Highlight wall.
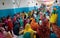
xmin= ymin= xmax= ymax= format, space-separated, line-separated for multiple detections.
xmin=0 ymin=0 xmax=39 ymax=17
xmin=0 ymin=0 xmax=15 ymax=17
xmin=14 ymin=0 xmax=40 ymax=13
xmin=0 ymin=0 xmax=15 ymax=9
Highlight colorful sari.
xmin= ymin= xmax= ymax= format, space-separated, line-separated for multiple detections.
xmin=30 ymin=19 xmax=38 ymax=31
xmin=7 ymin=18 xmax=13 ymax=31
xmin=19 ymin=17 xmax=24 ymax=27
xmin=24 ymin=24 xmax=34 ymax=38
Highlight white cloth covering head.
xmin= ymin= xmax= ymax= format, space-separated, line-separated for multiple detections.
xmin=39 ymin=20 xmax=42 ymax=25
xmin=34 ymin=11 xmax=37 ymax=14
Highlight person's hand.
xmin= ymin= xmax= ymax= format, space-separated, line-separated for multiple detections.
xmin=19 ymin=30 xmax=24 ymax=34
xmin=34 ymin=31 xmax=37 ymax=33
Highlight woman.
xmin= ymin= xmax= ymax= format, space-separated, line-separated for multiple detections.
xmin=30 ymin=18 xmax=38 ymax=31
xmin=46 ymin=10 xmax=50 ymax=16
xmin=13 ymin=17 xmax=20 ymax=36
xmin=23 ymin=15 xmax=27 ymax=28
xmin=39 ymin=12 xmax=43 ymax=20
xmin=19 ymin=23 xmax=36 ymax=38
xmin=0 ymin=27 xmax=12 ymax=38
xmin=19 ymin=16 xmax=24 ymax=27
xmin=13 ymin=15 xmax=17 ymax=22
xmin=7 ymin=16 xmax=13 ymax=36
xmin=52 ymin=24 xmax=60 ymax=38
xmin=37 ymin=19 xmax=50 ymax=38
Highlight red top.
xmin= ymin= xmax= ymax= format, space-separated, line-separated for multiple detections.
xmin=7 ymin=19 xmax=13 ymax=30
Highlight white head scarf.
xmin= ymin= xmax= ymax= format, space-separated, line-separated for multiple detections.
xmin=39 ymin=20 xmax=42 ymax=25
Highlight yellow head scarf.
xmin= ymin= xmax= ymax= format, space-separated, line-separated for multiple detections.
xmin=24 ymin=23 xmax=34 ymax=33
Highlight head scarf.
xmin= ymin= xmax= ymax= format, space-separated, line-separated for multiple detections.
xmin=39 ymin=20 xmax=42 ymax=25
xmin=30 ymin=18 xmax=38 ymax=31
xmin=24 ymin=23 xmax=34 ymax=38
xmin=24 ymin=24 xmax=34 ymax=33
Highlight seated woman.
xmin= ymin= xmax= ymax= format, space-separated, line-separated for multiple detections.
xmin=19 ymin=16 xmax=24 ymax=28
xmin=13 ymin=17 xmax=20 ymax=36
xmin=52 ymin=24 xmax=60 ymax=38
xmin=0 ymin=27 xmax=12 ymax=38
xmin=37 ymin=19 xmax=50 ymax=38
xmin=7 ymin=16 xmax=13 ymax=36
xmin=0 ymin=22 xmax=6 ymax=38
xmin=23 ymin=15 xmax=28 ymax=28
xmin=19 ymin=23 xmax=36 ymax=38
xmin=30 ymin=18 xmax=38 ymax=31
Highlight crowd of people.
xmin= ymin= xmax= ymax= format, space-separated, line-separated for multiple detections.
xmin=0 ymin=7 xmax=60 ymax=38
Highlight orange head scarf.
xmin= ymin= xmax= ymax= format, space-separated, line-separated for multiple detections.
xmin=30 ymin=18 xmax=38 ymax=31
